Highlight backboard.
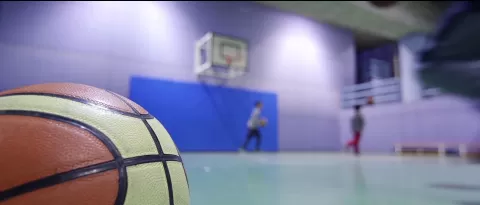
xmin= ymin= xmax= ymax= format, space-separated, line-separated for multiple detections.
xmin=194 ymin=32 xmax=248 ymax=80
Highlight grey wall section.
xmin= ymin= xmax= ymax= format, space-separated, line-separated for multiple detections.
xmin=339 ymin=35 xmax=480 ymax=153
xmin=399 ymin=34 xmax=427 ymax=103
xmin=0 ymin=2 xmax=355 ymax=151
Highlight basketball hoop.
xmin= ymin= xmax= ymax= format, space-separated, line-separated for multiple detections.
xmin=225 ymin=56 xmax=233 ymax=68
xmin=194 ymin=32 xmax=248 ymax=80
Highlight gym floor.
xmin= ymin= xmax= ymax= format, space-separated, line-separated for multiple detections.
xmin=182 ymin=153 xmax=480 ymax=205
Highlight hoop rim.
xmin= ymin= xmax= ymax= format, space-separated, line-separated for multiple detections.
xmin=225 ymin=55 xmax=233 ymax=67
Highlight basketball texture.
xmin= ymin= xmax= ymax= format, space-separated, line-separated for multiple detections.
xmin=0 ymin=83 xmax=189 ymax=205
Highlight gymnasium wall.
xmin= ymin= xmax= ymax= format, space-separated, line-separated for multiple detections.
xmin=340 ymin=34 xmax=480 ymax=153
xmin=0 ymin=2 xmax=355 ymax=151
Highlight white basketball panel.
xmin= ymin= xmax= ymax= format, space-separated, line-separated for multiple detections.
xmin=212 ymin=35 xmax=247 ymax=70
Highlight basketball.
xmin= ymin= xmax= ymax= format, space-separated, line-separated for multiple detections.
xmin=369 ymin=1 xmax=398 ymax=8
xmin=260 ymin=118 xmax=268 ymax=127
xmin=0 ymin=83 xmax=190 ymax=205
xmin=367 ymin=96 xmax=374 ymax=105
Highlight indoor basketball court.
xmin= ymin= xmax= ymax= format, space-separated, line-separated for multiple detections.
xmin=0 ymin=1 xmax=479 ymax=205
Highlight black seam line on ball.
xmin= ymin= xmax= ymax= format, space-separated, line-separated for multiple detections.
xmin=124 ymin=154 xmax=182 ymax=166
xmin=108 ymin=91 xmax=175 ymax=205
xmin=0 ymin=93 xmax=154 ymax=119
xmin=162 ymin=161 xmax=175 ymax=205
xmin=0 ymin=161 xmax=118 ymax=202
xmin=0 ymin=154 xmax=182 ymax=202
xmin=0 ymin=110 xmax=123 ymax=158
xmin=106 ymin=91 xmax=165 ymax=154
xmin=0 ymin=110 xmax=128 ymax=205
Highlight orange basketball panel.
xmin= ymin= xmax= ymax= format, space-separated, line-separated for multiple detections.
xmin=0 ymin=115 xmax=114 ymax=191
xmin=1 ymin=170 xmax=119 ymax=205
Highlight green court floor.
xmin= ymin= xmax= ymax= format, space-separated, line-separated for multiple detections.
xmin=182 ymin=153 xmax=480 ymax=205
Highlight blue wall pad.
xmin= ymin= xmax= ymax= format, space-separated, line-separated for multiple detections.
xmin=130 ymin=76 xmax=278 ymax=152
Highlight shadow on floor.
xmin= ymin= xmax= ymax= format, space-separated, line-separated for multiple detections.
xmin=457 ymin=201 xmax=480 ymax=205
xmin=430 ymin=183 xmax=480 ymax=191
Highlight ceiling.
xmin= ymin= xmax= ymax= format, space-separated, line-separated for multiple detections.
xmin=255 ymin=1 xmax=450 ymax=49
xmin=353 ymin=30 xmax=395 ymax=50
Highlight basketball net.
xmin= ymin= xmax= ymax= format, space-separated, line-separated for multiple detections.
xmin=225 ymin=56 xmax=233 ymax=68
xmin=223 ymin=54 xmax=243 ymax=79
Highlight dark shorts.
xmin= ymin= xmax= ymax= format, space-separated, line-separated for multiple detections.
xmin=246 ymin=128 xmax=261 ymax=138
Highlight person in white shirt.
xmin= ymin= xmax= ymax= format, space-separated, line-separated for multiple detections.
xmin=240 ymin=101 xmax=266 ymax=152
